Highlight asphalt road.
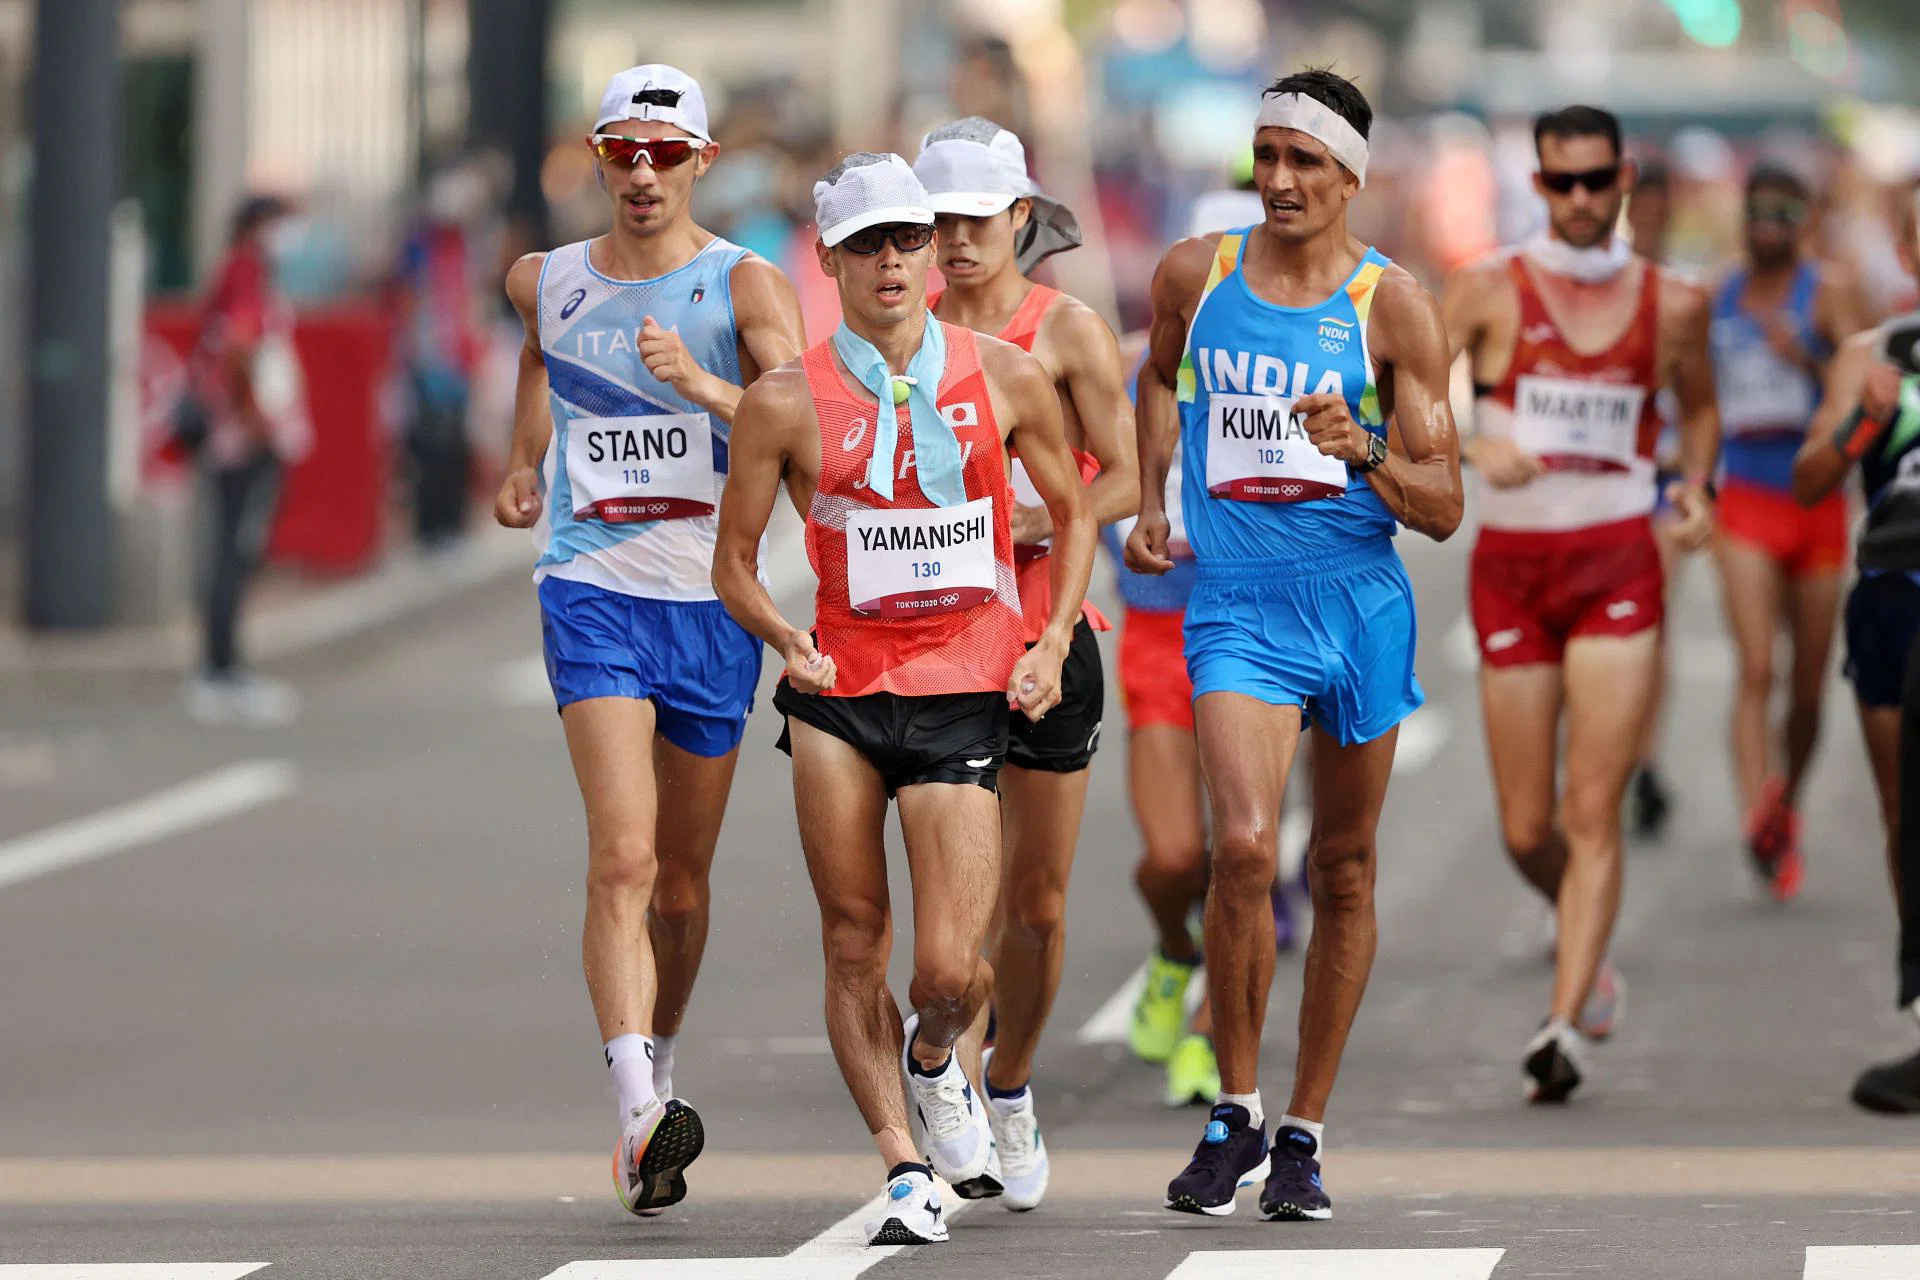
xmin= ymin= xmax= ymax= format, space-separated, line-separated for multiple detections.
xmin=3 ymin=496 xmax=1919 ymax=1279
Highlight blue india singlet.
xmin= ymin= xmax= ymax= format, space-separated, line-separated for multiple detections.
xmin=1177 ymin=230 xmax=1396 ymax=569
xmin=534 ymin=236 xmax=751 ymax=601
xmin=1711 ymin=262 xmax=1825 ymax=493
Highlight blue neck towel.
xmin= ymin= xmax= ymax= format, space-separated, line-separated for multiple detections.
xmin=831 ymin=313 xmax=966 ymax=507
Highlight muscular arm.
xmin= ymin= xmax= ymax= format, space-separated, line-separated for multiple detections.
xmin=1366 ymin=270 xmax=1465 ymax=541
xmin=1439 ymin=259 xmax=1503 ymax=463
xmin=494 ymin=253 xmax=550 ymax=527
xmin=1128 ymin=238 xmax=1213 ymax=571
xmin=1793 ymin=331 xmax=1879 ymax=506
xmin=711 ymin=368 xmax=812 ymax=653
xmin=1818 ymin=265 xmax=1870 ymax=356
xmin=1048 ymin=302 xmax=1138 ymax=527
xmin=1664 ymin=278 xmax=1721 ymax=489
xmin=990 ymin=340 xmax=1094 ymax=651
xmin=643 ymin=255 xmax=807 ymax=425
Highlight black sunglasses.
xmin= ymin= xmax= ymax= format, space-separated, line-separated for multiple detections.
xmin=1540 ymin=166 xmax=1622 ymax=195
xmin=839 ymin=222 xmax=935 ymax=256
xmin=1746 ymin=197 xmax=1808 ymax=226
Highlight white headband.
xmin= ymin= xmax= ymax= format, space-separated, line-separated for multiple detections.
xmin=1254 ymin=93 xmax=1369 ymax=188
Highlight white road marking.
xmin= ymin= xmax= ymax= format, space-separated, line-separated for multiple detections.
xmin=0 ymin=1269 xmax=269 ymax=1279
xmin=543 ymin=1181 xmax=972 ymax=1279
xmin=1805 ymin=1246 xmax=1920 ymax=1278
xmin=1166 ymin=1249 xmax=1504 ymax=1279
xmin=0 ymin=761 xmax=299 ymax=893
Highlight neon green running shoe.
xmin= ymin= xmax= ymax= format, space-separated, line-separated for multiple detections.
xmin=1130 ymin=951 xmax=1195 ymax=1063
xmin=1164 ymin=1034 xmax=1220 ymax=1108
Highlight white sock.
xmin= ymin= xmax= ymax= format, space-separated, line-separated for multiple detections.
xmin=1217 ymin=1089 xmax=1263 ymax=1129
xmin=605 ymin=1034 xmax=657 ymax=1121
xmin=651 ymin=1033 xmax=677 ymax=1099
xmin=1279 ymin=1113 xmax=1325 ymax=1157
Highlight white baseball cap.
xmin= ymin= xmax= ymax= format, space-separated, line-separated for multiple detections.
xmin=594 ymin=64 xmax=712 ymax=142
xmin=812 ymin=153 xmax=935 ymax=247
xmin=913 ymin=118 xmax=1083 ymax=272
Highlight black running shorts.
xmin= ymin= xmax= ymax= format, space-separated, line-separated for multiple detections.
xmin=774 ymin=682 xmax=1010 ymax=796
xmin=1006 ymin=616 xmax=1105 ymax=773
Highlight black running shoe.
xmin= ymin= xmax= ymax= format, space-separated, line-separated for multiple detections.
xmin=1630 ymin=764 xmax=1672 ymax=841
xmin=1165 ymin=1103 xmax=1269 ymax=1216
xmin=1260 ymin=1124 xmax=1332 ymax=1220
xmin=1523 ymin=1020 xmax=1583 ymax=1104
xmin=1852 ymin=1048 xmax=1920 ymax=1114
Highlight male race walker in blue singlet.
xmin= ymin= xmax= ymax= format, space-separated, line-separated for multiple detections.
xmin=1128 ymin=68 xmax=1463 ymax=1222
xmin=492 ymin=64 xmax=805 ymax=1217
xmin=1710 ymin=162 xmax=1865 ymax=899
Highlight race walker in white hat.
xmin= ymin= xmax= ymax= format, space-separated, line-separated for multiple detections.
xmin=712 ymin=151 xmax=1097 ymax=1247
xmin=491 ymin=62 xmax=806 ymax=1219
xmin=912 ymin=118 xmax=1138 ymax=1212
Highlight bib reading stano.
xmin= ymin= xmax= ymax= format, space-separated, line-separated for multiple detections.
xmin=567 ymin=412 xmax=716 ymax=522
xmin=845 ymin=496 xmax=997 ymax=617
xmin=1206 ymin=392 xmax=1349 ymax=503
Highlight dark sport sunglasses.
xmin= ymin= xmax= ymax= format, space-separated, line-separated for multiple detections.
xmin=587 ymin=134 xmax=707 ymax=169
xmin=839 ymin=222 xmax=936 ymax=255
xmin=1540 ymin=165 xmax=1622 ymax=195
xmin=1746 ymin=196 xmax=1808 ymax=226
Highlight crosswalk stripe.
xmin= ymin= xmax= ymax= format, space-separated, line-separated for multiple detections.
xmin=0 ymin=1268 xmax=269 ymax=1278
xmin=1805 ymin=1246 xmax=1920 ymax=1278
xmin=1166 ymin=1249 xmax=1504 ymax=1279
xmin=541 ymin=1181 xmax=973 ymax=1278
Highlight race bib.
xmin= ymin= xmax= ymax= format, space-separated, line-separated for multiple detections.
xmin=1205 ymin=393 xmax=1348 ymax=502
xmin=845 ymin=495 xmax=997 ymax=616
xmin=1512 ymin=376 xmax=1646 ymax=472
xmin=566 ymin=413 xmax=716 ymax=522
xmin=1718 ymin=343 xmax=1815 ymax=437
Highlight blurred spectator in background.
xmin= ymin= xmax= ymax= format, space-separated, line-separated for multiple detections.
xmin=394 ymin=163 xmax=489 ymax=548
xmin=1627 ymin=160 xmax=1673 ymax=265
xmin=184 ymin=194 xmax=311 ymax=727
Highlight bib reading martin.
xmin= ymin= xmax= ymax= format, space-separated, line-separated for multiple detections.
xmin=1512 ymin=376 xmax=1644 ymax=473
xmin=1206 ymin=392 xmax=1349 ymax=502
xmin=845 ymin=496 xmax=998 ymax=616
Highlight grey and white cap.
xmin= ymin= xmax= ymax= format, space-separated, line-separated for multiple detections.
xmin=812 ymin=152 xmax=935 ymax=247
xmin=594 ymin=64 xmax=712 ymax=142
xmin=913 ymin=118 xmax=1083 ymax=272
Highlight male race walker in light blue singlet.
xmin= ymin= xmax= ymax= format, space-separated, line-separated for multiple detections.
xmin=493 ymin=63 xmax=805 ymax=1218
xmin=1128 ymin=68 xmax=1463 ymax=1223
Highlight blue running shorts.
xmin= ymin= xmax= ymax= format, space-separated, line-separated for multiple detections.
xmin=1184 ymin=540 xmax=1423 ymax=747
xmin=537 ymin=576 xmax=762 ymax=757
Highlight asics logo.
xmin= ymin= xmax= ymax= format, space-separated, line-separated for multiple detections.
xmin=1205 ymin=1120 xmax=1229 ymax=1144
xmin=966 ymin=756 xmax=995 ymax=769
xmin=1087 ymin=722 xmax=1102 ymax=752
xmin=1523 ymin=322 xmax=1558 ymax=345
xmin=1605 ymin=599 xmax=1638 ymax=620
xmin=890 ymin=1182 xmax=914 ymax=1201
xmin=1485 ymin=627 xmax=1523 ymax=653
xmin=843 ymin=419 xmax=869 ymax=452
xmin=560 ymin=288 xmax=587 ymax=319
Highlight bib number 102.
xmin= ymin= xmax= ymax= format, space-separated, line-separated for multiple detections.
xmin=1259 ymin=448 xmax=1285 ymax=465
xmin=911 ymin=561 xmax=942 ymax=580
xmin=621 ymin=468 xmax=652 ymax=485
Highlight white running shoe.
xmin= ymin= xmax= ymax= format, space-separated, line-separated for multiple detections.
xmin=613 ymin=1097 xmax=705 ymax=1216
xmin=985 ymin=1084 xmax=1049 ymax=1211
xmin=864 ymin=1167 xmax=948 ymax=1245
xmin=900 ymin=1013 xmax=992 ymax=1184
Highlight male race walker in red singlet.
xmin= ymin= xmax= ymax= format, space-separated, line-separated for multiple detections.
xmin=492 ymin=65 xmax=806 ymax=1216
xmin=1444 ymin=105 xmax=1718 ymax=1102
xmin=912 ymin=118 xmax=1138 ymax=1210
xmin=713 ymin=153 xmax=1094 ymax=1246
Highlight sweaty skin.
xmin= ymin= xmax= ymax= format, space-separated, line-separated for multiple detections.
xmin=1126 ymin=119 xmax=1462 ymax=1123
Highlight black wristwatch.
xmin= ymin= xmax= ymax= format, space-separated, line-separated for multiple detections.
xmin=1352 ymin=433 xmax=1389 ymax=474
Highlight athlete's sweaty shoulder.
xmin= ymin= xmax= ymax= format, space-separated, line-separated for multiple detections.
xmin=1655 ymin=265 xmax=1712 ymax=348
xmin=1032 ymin=290 xmax=1117 ymax=376
xmin=733 ymin=360 xmax=814 ymax=456
xmin=727 ymin=252 xmax=802 ymax=315
xmin=1441 ymin=250 xmax=1515 ymax=320
xmin=1367 ymin=263 xmax=1447 ymax=364
xmin=977 ymin=331 xmax=1056 ymax=441
xmin=1151 ymin=234 xmax=1223 ymax=318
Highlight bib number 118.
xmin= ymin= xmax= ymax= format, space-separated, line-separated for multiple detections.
xmin=621 ymin=468 xmax=652 ymax=485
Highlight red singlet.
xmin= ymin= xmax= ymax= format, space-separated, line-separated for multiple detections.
xmin=802 ymin=323 xmax=1025 ymax=698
